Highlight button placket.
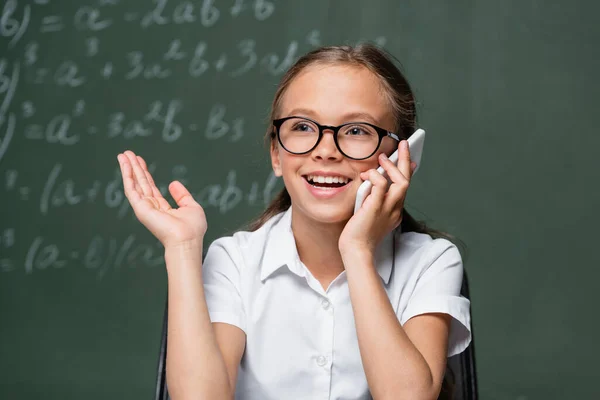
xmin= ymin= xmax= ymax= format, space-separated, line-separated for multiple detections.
xmin=315 ymin=294 xmax=334 ymax=374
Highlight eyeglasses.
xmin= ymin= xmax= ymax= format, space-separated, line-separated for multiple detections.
xmin=272 ymin=116 xmax=403 ymax=160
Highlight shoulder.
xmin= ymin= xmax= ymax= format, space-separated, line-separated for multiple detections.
xmin=397 ymin=231 xmax=461 ymax=263
xmin=394 ymin=232 xmax=471 ymax=357
xmin=392 ymin=231 xmax=463 ymax=282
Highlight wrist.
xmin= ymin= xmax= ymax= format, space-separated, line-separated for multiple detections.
xmin=340 ymin=245 xmax=374 ymax=266
xmin=164 ymin=239 xmax=203 ymax=262
xmin=339 ymin=240 xmax=374 ymax=257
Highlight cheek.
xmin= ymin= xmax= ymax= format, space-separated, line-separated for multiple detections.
xmin=351 ymin=157 xmax=382 ymax=176
xmin=277 ymin=151 xmax=303 ymax=176
xmin=379 ymin=140 xmax=398 ymax=157
xmin=355 ymin=140 xmax=397 ymax=173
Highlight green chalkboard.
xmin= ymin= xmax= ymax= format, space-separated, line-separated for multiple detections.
xmin=1 ymin=1 xmax=599 ymax=399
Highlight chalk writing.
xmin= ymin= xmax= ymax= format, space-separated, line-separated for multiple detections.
xmin=0 ymin=113 xmax=15 ymax=164
xmin=1 ymin=0 xmax=31 ymax=47
xmin=40 ymin=15 xmax=63 ymax=33
xmin=0 ymin=227 xmax=16 ymax=272
xmin=17 ymin=100 xmax=251 ymax=145
xmin=19 ymin=32 xmax=333 ymax=85
xmin=0 ymin=233 xmax=164 ymax=280
xmin=0 ymin=59 xmax=20 ymax=118
xmin=73 ymin=7 xmax=112 ymax=32
xmin=205 ymin=104 xmax=244 ymax=142
xmin=23 ymin=41 xmax=38 ymax=65
xmin=24 ymin=114 xmax=79 ymax=145
xmin=0 ymin=0 xmax=388 ymax=285
xmin=0 ymin=162 xmax=280 ymax=218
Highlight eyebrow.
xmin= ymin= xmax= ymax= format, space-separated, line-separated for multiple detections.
xmin=286 ymin=108 xmax=380 ymax=125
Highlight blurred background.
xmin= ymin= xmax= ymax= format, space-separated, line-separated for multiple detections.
xmin=1 ymin=1 xmax=598 ymax=399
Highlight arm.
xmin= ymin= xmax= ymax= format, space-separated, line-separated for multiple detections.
xmin=339 ymin=142 xmax=459 ymax=399
xmin=344 ymin=251 xmax=450 ymax=400
xmin=117 ymin=151 xmax=245 ymax=399
xmin=165 ymin=244 xmax=245 ymax=400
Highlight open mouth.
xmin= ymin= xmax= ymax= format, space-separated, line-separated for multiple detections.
xmin=303 ymin=175 xmax=352 ymax=189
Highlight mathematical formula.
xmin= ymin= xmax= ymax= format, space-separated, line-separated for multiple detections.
xmin=0 ymin=0 xmax=386 ymax=281
xmin=0 ymin=228 xmax=165 ymax=280
xmin=3 ymin=164 xmax=280 ymax=217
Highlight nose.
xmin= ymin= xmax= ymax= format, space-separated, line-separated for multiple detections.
xmin=311 ymin=129 xmax=342 ymax=161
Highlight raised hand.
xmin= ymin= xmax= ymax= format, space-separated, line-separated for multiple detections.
xmin=117 ymin=150 xmax=207 ymax=249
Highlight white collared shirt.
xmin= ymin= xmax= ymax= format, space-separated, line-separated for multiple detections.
xmin=202 ymin=207 xmax=471 ymax=400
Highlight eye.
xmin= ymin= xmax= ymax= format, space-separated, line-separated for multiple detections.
xmin=295 ymin=123 xmax=311 ymax=131
xmin=291 ymin=120 xmax=317 ymax=132
xmin=349 ymin=127 xmax=366 ymax=135
xmin=343 ymin=124 xmax=375 ymax=136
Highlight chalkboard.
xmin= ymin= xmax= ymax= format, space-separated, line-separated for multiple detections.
xmin=1 ymin=1 xmax=599 ymax=399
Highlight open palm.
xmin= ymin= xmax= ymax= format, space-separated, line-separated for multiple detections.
xmin=117 ymin=150 xmax=207 ymax=248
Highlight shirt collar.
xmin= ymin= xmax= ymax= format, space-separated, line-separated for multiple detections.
xmin=260 ymin=208 xmax=304 ymax=281
xmin=260 ymin=207 xmax=396 ymax=284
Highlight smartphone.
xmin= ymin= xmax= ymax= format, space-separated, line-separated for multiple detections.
xmin=353 ymin=128 xmax=426 ymax=214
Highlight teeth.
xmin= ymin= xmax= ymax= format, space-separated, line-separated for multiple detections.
xmin=306 ymin=175 xmax=349 ymax=184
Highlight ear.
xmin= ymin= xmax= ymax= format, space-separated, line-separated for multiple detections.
xmin=270 ymin=140 xmax=283 ymax=177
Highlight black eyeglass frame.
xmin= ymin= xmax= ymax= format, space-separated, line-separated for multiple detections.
xmin=272 ymin=116 xmax=403 ymax=160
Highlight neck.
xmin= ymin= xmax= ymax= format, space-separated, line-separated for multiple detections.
xmin=290 ymin=206 xmax=347 ymax=287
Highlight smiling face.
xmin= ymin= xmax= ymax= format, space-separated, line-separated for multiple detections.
xmin=270 ymin=63 xmax=398 ymax=226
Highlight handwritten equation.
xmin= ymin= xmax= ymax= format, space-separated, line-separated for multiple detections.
xmin=0 ymin=228 xmax=165 ymax=280
xmin=0 ymin=0 xmax=386 ymax=280
xmin=0 ymin=167 xmax=279 ymax=279
xmin=11 ymin=99 xmax=244 ymax=147
xmin=3 ymin=165 xmax=279 ymax=217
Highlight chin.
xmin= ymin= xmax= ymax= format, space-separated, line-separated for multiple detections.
xmin=298 ymin=203 xmax=353 ymax=225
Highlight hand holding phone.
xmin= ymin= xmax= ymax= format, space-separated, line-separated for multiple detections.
xmin=353 ymin=128 xmax=426 ymax=214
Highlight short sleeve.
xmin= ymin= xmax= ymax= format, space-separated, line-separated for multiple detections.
xmin=202 ymin=238 xmax=246 ymax=332
xmin=399 ymin=241 xmax=472 ymax=357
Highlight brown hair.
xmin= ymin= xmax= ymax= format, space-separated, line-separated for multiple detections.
xmin=247 ymin=44 xmax=464 ymax=249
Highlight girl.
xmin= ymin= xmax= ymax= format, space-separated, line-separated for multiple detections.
xmin=117 ymin=44 xmax=471 ymax=400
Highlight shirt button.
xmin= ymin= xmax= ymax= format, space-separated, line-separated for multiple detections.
xmin=321 ymin=299 xmax=330 ymax=310
xmin=316 ymin=355 xmax=327 ymax=366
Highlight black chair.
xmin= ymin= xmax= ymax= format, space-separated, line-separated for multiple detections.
xmin=443 ymin=270 xmax=479 ymax=400
xmin=155 ymin=297 xmax=169 ymax=400
xmin=154 ymin=271 xmax=478 ymax=400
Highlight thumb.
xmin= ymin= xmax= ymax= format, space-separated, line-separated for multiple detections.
xmin=168 ymin=181 xmax=197 ymax=207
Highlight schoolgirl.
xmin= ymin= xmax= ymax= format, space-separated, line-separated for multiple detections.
xmin=117 ymin=44 xmax=471 ymax=400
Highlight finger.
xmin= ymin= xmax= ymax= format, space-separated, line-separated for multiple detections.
xmin=136 ymin=155 xmax=162 ymax=196
xmin=362 ymin=169 xmax=388 ymax=208
xmin=378 ymin=151 xmax=409 ymax=186
xmin=398 ymin=140 xmax=412 ymax=181
xmin=398 ymin=140 xmax=412 ymax=180
xmin=392 ymin=208 xmax=404 ymax=229
xmin=168 ymin=181 xmax=198 ymax=208
xmin=377 ymin=152 xmax=411 ymax=213
xmin=118 ymin=153 xmax=154 ymax=213
xmin=118 ymin=153 xmax=142 ymax=203
xmin=137 ymin=156 xmax=171 ymax=210
xmin=150 ymin=184 xmax=172 ymax=210
xmin=123 ymin=150 xmax=153 ymax=197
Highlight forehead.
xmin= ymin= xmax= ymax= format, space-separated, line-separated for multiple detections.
xmin=279 ymin=64 xmax=393 ymax=126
